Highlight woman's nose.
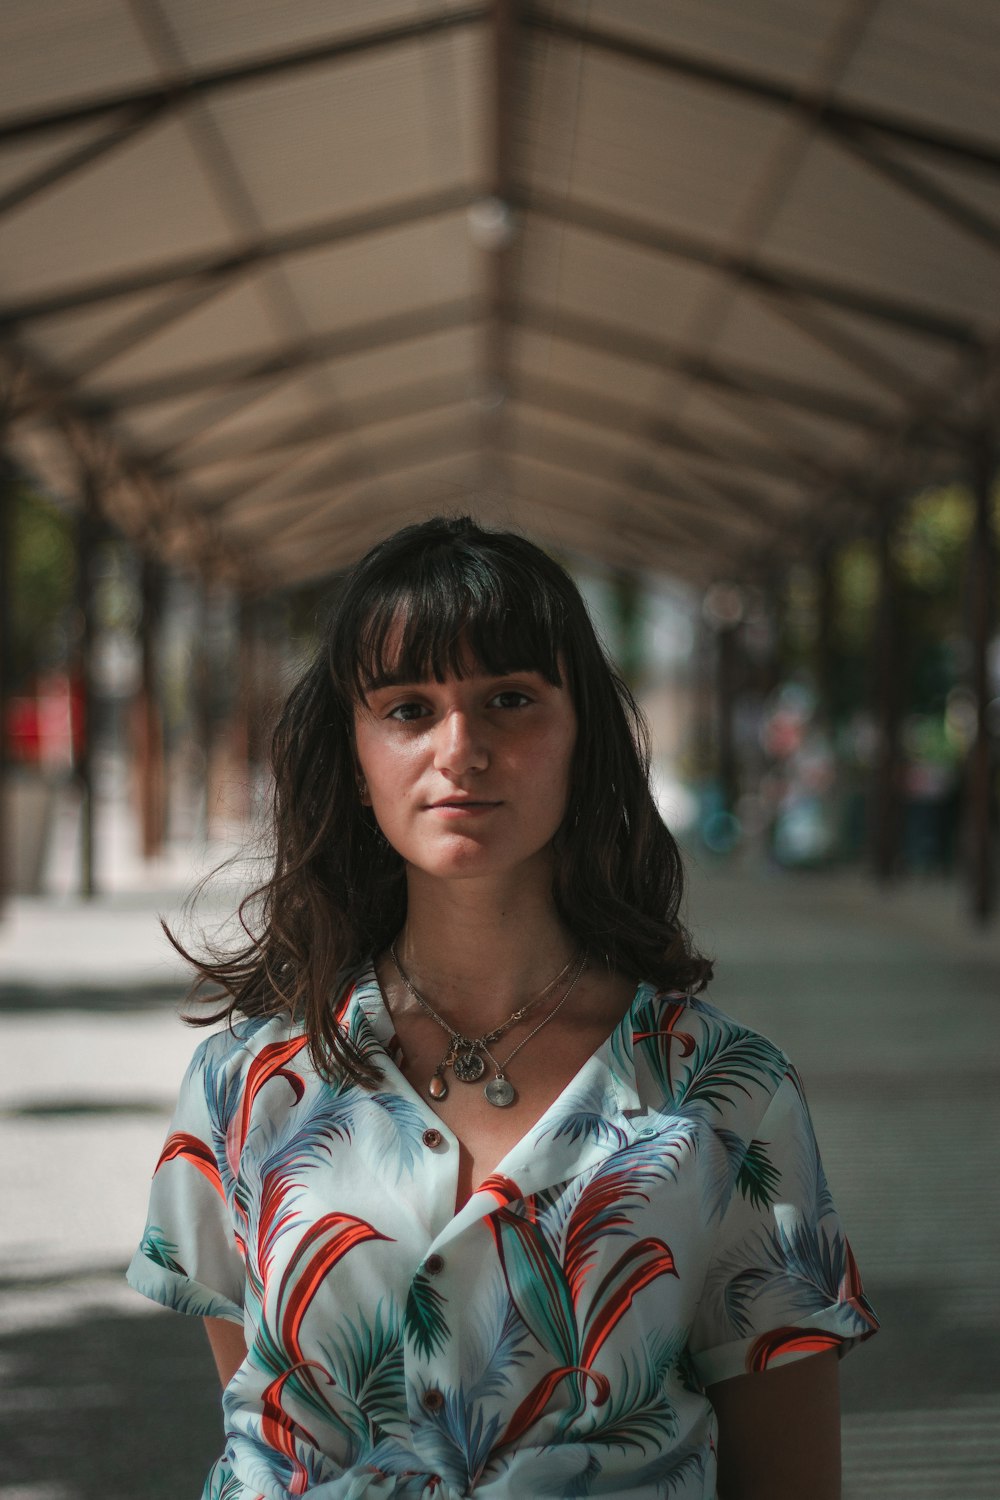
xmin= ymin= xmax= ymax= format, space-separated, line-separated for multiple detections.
xmin=433 ymin=709 xmax=488 ymax=775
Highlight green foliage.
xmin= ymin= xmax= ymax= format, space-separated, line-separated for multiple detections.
xmin=896 ymin=484 xmax=972 ymax=595
xmin=10 ymin=480 xmax=74 ymax=684
xmin=834 ymin=540 xmax=878 ymax=651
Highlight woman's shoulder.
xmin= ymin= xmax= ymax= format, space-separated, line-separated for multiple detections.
xmin=634 ymin=981 xmax=783 ymax=1045
xmin=630 ymin=982 xmax=791 ymax=1094
xmin=184 ymin=1008 xmax=304 ymax=1076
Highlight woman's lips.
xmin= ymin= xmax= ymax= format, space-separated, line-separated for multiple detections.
xmin=426 ymin=799 xmax=501 ymax=816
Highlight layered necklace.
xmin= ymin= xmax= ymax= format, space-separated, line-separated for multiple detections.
xmin=388 ymin=941 xmax=587 ymax=1108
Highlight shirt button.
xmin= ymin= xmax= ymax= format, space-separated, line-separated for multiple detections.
xmin=422 ymin=1387 xmax=445 ymax=1412
xmin=422 ymin=1128 xmax=443 ymax=1148
xmin=424 ymin=1253 xmax=444 ymax=1276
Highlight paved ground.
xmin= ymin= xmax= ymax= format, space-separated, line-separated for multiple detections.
xmin=0 ymin=819 xmax=997 ymax=1498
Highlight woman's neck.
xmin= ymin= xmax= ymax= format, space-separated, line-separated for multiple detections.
xmin=392 ymin=867 xmax=578 ymax=1031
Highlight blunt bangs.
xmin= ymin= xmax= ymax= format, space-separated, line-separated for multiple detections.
xmin=339 ymin=534 xmax=570 ymax=699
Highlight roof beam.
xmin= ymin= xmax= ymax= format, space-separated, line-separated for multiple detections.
xmin=164 ymin=374 xmax=473 ymax=472
xmin=510 ymin=424 xmax=793 ymax=554
xmin=0 ymin=184 xmax=480 ymax=328
xmin=526 ymin=9 xmax=1000 ymax=178
xmin=509 ymin=451 xmax=757 ymax=569
xmin=525 ymin=191 xmax=981 ymax=347
xmin=0 ymin=5 xmax=489 ymax=144
xmin=513 ymin=371 xmax=821 ymax=484
xmin=14 ymin=299 xmax=484 ymax=418
xmin=515 ymin=300 xmax=920 ymax=437
xmin=828 ymin=119 xmax=1000 ymax=259
xmin=0 ymin=103 xmax=169 ymax=220
xmin=201 ymin=407 xmax=476 ymax=517
xmin=224 ymin=444 xmax=480 ymax=551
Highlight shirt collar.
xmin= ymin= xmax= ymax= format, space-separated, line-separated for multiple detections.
xmin=349 ymin=967 xmax=658 ymax=1237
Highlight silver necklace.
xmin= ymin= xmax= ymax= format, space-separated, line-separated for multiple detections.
xmin=388 ymin=943 xmax=585 ymax=1107
xmin=477 ymin=958 xmax=587 ymax=1106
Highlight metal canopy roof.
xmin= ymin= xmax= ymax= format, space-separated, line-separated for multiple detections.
xmin=1 ymin=0 xmax=998 ymax=588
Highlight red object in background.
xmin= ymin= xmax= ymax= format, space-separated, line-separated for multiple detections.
xmin=5 ymin=673 xmax=77 ymax=769
xmin=7 ymin=694 xmax=41 ymax=762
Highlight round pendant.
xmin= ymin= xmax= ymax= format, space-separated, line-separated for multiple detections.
xmin=485 ymin=1076 xmax=516 ymax=1108
xmin=428 ymin=1074 xmax=448 ymax=1100
xmin=453 ymin=1050 xmax=485 ymax=1083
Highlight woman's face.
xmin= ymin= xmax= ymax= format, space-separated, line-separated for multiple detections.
xmin=353 ymin=659 xmax=577 ymax=889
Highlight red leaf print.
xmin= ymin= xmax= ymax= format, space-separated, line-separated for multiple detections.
xmin=634 ymin=998 xmax=696 ymax=1093
xmin=234 ymin=1035 xmax=310 ymax=1160
xmin=580 ymin=1238 xmax=678 ymax=1367
xmin=477 ymin=1174 xmax=523 ymax=1209
xmin=564 ymin=1171 xmax=643 ymax=1305
xmin=279 ymin=1214 xmax=392 ymax=1360
xmin=634 ymin=999 xmax=696 ymax=1057
xmin=746 ymin=1327 xmax=844 ymax=1373
xmin=156 ymin=1132 xmax=224 ymax=1198
xmin=499 ymin=1364 xmax=610 ymax=1448
xmin=260 ymin=1362 xmax=325 ymax=1495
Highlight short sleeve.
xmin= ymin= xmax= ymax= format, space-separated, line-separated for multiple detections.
xmin=126 ymin=1033 xmax=246 ymax=1325
xmin=688 ymin=1067 xmax=878 ymax=1387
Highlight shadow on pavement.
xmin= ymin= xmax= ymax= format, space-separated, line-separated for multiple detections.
xmin=0 ymin=983 xmax=184 ymax=1015
xmin=0 ymin=1299 xmax=223 ymax=1499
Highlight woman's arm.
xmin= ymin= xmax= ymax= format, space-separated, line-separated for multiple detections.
xmin=204 ymin=1316 xmax=249 ymax=1387
xmin=708 ymin=1348 xmax=841 ymax=1500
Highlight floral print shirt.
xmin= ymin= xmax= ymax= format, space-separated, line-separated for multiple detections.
xmin=127 ymin=970 xmax=877 ymax=1499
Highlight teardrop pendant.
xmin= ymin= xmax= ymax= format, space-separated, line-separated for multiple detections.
xmin=428 ymin=1073 xmax=448 ymax=1100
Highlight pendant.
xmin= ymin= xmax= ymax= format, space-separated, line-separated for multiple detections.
xmin=428 ymin=1073 xmax=448 ymax=1100
xmin=453 ymin=1049 xmax=486 ymax=1083
xmin=485 ymin=1076 xmax=516 ymax=1108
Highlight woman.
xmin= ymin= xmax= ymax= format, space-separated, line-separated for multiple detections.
xmin=129 ymin=516 xmax=877 ymax=1499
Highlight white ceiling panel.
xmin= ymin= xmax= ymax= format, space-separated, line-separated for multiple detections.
xmin=203 ymin=28 xmax=483 ymax=233
xmin=0 ymin=118 xmax=235 ymax=301
xmin=2 ymin=0 xmax=998 ymax=585
xmin=0 ymin=0 xmax=158 ymax=116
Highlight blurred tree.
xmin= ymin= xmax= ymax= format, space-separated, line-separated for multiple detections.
xmin=11 ymin=480 xmax=74 ymax=689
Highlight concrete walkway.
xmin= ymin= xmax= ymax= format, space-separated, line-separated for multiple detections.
xmin=0 ymin=833 xmax=997 ymax=1498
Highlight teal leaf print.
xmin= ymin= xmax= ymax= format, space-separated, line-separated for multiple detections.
xmin=673 ymin=1022 xmax=785 ymax=1116
xmin=488 ymin=1208 xmax=579 ymax=1366
xmin=569 ymin=1332 xmax=681 ymax=1454
xmin=467 ymin=1284 xmax=532 ymax=1404
xmin=140 ymin=1225 xmax=186 ymax=1276
xmin=418 ymin=1382 xmax=504 ymax=1492
xmin=404 ymin=1269 xmax=450 ymax=1359
xmin=617 ymin=1438 xmax=708 ymax=1495
xmin=204 ymin=1458 xmax=244 ymax=1500
xmin=736 ymin=1138 xmax=782 ymax=1210
xmin=320 ymin=1300 xmax=408 ymax=1462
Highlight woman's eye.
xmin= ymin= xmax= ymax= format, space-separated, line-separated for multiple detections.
xmin=490 ymin=690 xmax=531 ymax=709
xmin=387 ymin=702 xmax=429 ymax=722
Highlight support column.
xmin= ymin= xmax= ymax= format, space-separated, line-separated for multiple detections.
xmin=871 ymin=505 xmax=904 ymax=882
xmin=232 ymin=593 xmax=259 ymax=822
xmin=716 ymin=620 xmax=740 ymax=819
xmin=193 ymin=579 xmax=215 ymax=841
xmin=968 ymin=426 xmax=997 ymax=923
xmin=73 ymin=471 xmax=101 ymax=897
xmin=0 ymin=457 xmax=15 ymax=912
xmin=814 ymin=543 xmax=837 ymax=729
xmin=137 ymin=551 xmax=166 ymax=859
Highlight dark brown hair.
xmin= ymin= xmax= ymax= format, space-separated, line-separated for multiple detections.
xmin=178 ymin=515 xmax=712 ymax=1082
